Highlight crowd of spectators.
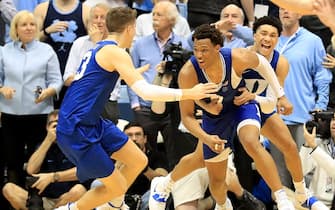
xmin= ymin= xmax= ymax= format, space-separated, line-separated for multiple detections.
xmin=1 ymin=0 xmax=335 ymax=209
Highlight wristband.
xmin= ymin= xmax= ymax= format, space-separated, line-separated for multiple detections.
xmin=53 ymin=172 xmax=60 ymax=182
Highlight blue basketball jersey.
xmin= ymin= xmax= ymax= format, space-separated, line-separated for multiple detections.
xmin=58 ymin=41 xmax=120 ymax=133
xmin=242 ymin=50 xmax=280 ymax=124
xmin=190 ymin=48 xmax=245 ymax=158
xmin=242 ymin=50 xmax=280 ymax=97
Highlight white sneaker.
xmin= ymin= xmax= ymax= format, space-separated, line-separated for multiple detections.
xmin=277 ymin=199 xmax=295 ymax=210
xmin=148 ymin=176 xmax=172 ymax=210
xmin=214 ymin=197 xmax=233 ymax=210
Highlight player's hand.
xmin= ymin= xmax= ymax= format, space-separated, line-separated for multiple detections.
xmin=196 ymin=95 xmax=223 ymax=115
xmin=234 ymin=87 xmax=255 ymax=106
xmin=202 ymin=134 xmax=227 ymax=154
xmin=313 ymin=0 xmax=335 ymax=31
xmin=186 ymin=82 xmax=219 ymax=100
xmin=277 ymin=95 xmax=293 ymax=115
xmin=0 ymin=86 xmax=15 ymax=99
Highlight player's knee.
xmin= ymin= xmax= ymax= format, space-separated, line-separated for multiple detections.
xmin=283 ymin=139 xmax=298 ymax=155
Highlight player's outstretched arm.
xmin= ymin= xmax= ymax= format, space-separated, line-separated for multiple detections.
xmin=97 ymin=45 xmax=219 ymax=102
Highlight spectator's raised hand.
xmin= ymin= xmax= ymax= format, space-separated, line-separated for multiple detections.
xmin=212 ymin=19 xmax=235 ymax=35
xmin=0 ymin=86 xmax=15 ymax=99
xmin=88 ymin=23 xmax=103 ymax=43
xmin=45 ymin=21 xmax=69 ymax=34
xmin=323 ymin=53 xmax=335 ymax=69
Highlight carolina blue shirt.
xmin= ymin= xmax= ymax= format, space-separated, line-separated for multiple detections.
xmin=0 ymin=40 xmax=63 ymax=115
xmin=276 ymin=27 xmax=332 ymax=124
xmin=128 ymin=32 xmax=190 ymax=108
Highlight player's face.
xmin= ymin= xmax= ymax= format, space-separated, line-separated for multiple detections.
xmin=16 ymin=15 xmax=37 ymax=44
xmin=124 ymin=126 xmax=147 ymax=151
xmin=193 ymin=38 xmax=221 ymax=69
xmin=254 ymin=24 xmax=279 ymax=57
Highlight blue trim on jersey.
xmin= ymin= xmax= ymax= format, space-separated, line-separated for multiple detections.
xmin=191 ymin=48 xmax=245 ymax=159
xmin=57 ymin=40 xmax=129 ymax=182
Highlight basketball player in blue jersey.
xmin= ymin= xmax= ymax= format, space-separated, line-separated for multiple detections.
xmin=234 ymin=16 xmax=328 ymax=209
xmin=149 ymin=24 xmax=295 ymax=210
xmin=54 ymin=7 xmax=219 ymax=210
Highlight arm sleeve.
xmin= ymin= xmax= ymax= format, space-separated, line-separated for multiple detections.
xmin=130 ymin=80 xmax=182 ymax=102
xmin=255 ymin=86 xmax=277 ymax=114
xmin=255 ymin=53 xmax=285 ymax=98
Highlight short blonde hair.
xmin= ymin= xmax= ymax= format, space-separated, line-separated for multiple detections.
xmin=10 ymin=10 xmax=39 ymax=41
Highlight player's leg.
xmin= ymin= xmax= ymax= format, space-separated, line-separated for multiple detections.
xmin=149 ymin=141 xmax=205 ymax=209
xmin=262 ymin=114 xmax=328 ymax=209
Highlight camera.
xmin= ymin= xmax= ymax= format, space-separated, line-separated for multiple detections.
xmin=162 ymin=42 xmax=192 ymax=76
xmin=26 ymin=176 xmax=43 ymax=210
xmin=305 ymin=110 xmax=334 ymax=138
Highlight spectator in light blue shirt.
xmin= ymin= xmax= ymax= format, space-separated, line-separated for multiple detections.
xmin=0 ymin=11 xmax=62 ymax=187
xmin=187 ymin=3 xmax=253 ymax=49
xmin=272 ymin=7 xmax=332 ymax=189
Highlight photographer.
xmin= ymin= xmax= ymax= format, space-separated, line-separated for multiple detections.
xmin=2 ymin=110 xmax=88 ymax=210
xmin=129 ymin=0 xmax=191 ymax=168
xmin=300 ymin=111 xmax=335 ymax=208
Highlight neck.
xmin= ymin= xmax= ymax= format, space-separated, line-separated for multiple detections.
xmin=106 ymin=34 xmax=125 ymax=47
xmin=282 ymin=24 xmax=299 ymax=37
xmin=55 ymin=0 xmax=76 ymax=8
xmin=157 ymin=30 xmax=172 ymax=43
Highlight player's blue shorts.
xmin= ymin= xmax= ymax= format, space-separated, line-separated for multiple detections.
xmin=236 ymin=101 xmax=261 ymax=133
xmin=202 ymin=102 xmax=261 ymax=160
xmin=56 ymin=119 xmax=128 ymax=182
xmin=260 ymin=110 xmax=276 ymax=126
xmin=201 ymin=107 xmax=237 ymax=160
